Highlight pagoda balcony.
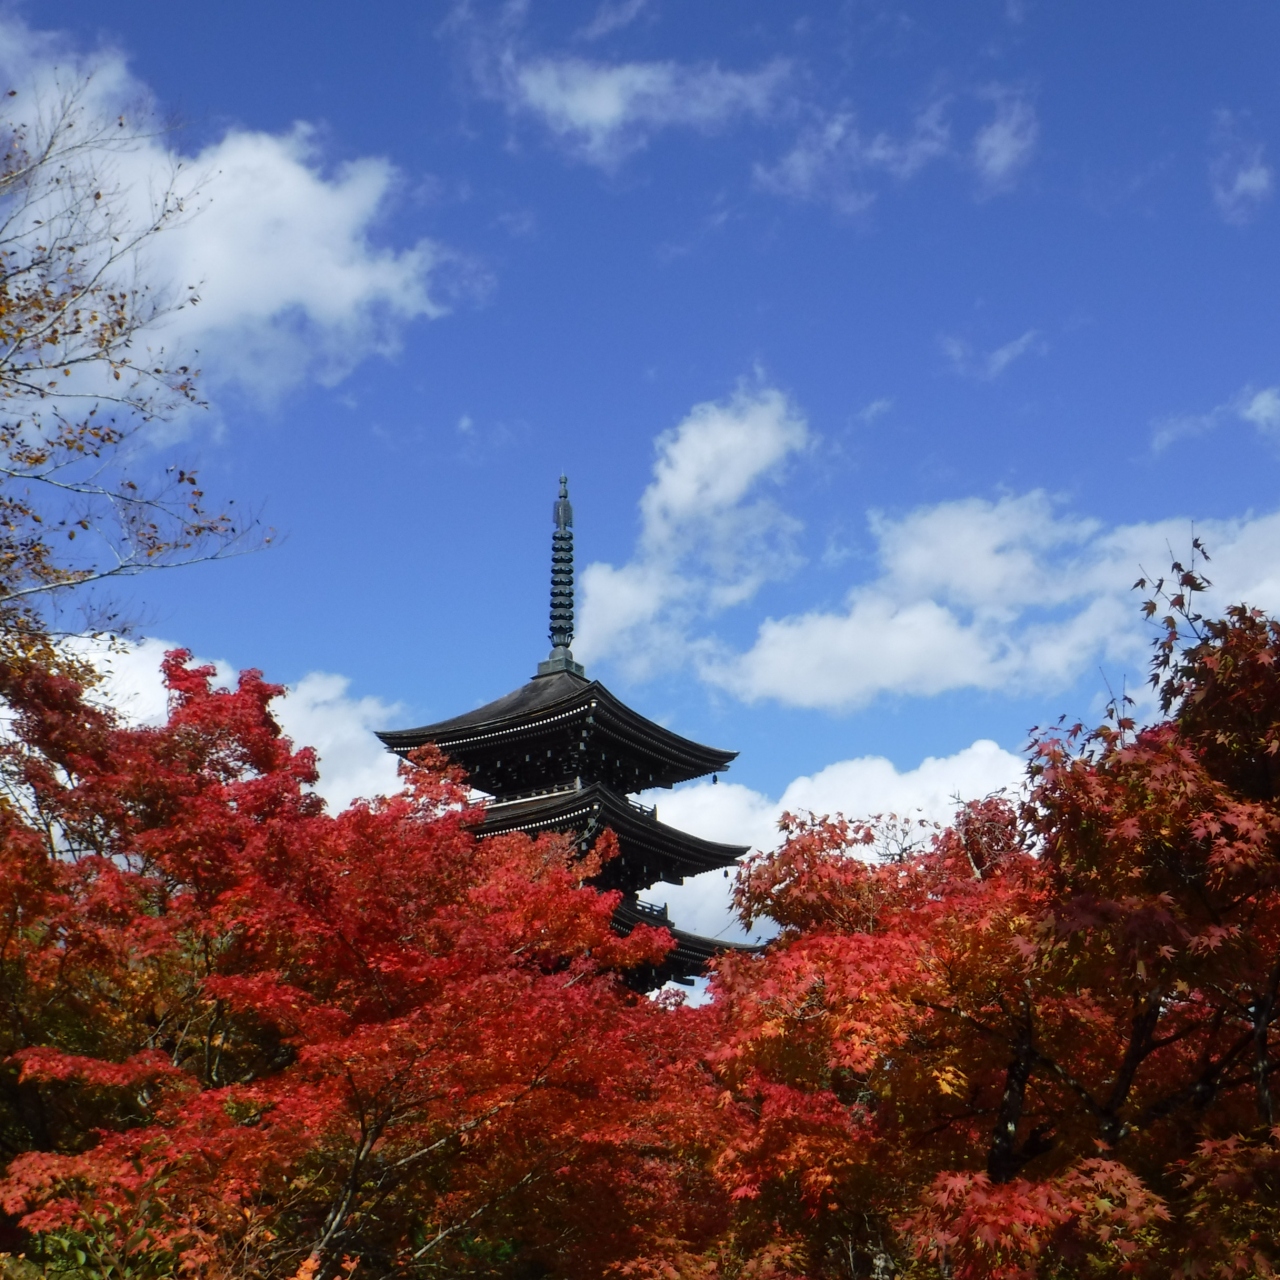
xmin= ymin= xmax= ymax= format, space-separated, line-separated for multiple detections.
xmin=478 ymin=781 xmax=748 ymax=893
xmin=611 ymin=895 xmax=759 ymax=988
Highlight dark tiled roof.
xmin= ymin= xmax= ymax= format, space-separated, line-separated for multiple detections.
xmin=378 ymin=670 xmax=736 ymax=790
xmin=480 ymin=783 xmax=748 ymax=883
xmin=386 ymin=669 xmax=592 ymax=739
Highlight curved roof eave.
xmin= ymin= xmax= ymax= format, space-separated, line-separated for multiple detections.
xmin=480 ymin=783 xmax=749 ymax=872
xmin=376 ymin=672 xmax=737 ymax=778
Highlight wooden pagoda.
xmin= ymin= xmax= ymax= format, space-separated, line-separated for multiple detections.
xmin=378 ymin=477 xmax=750 ymax=988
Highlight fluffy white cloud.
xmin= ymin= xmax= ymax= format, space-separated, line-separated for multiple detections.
xmin=709 ymin=494 xmax=1280 ymax=710
xmin=272 ymin=673 xmax=405 ymax=809
xmin=1210 ymin=110 xmax=1273 ymax=225
xmin=83 ymin=637 xmax=402 ymax=810
xmin=0 ymin=18 xmax=453 ymax=401
xmin=152 ymin=130 xmax=451 ymax=397
xmin=973 ymin=90 xmax=1038 ymax=191
xmin=753 ymin=102 xmax=950 ymax=213
xmin=639 ymin=738 xmax=1025 ymax=941
xmin=577 ymin=385 xmax=809 ymax=673
xmin=582 ymin=389 xmax=1280 ymax=713
xmin=502 ymin=52 xmax=787 ymax=167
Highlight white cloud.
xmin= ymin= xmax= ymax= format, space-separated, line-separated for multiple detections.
xmin=577 ymin=0 xmax=652 ymax=42
xmin=581 ymin=392 xmax=1280 ymax=714
xmin=708 ymin=494 xmax=1280 ymax=711
xmin=153 ymin=129 xmax=451 ymax=397
xmin=973 ymin=90 xmax=1038 ymax=191
xmin=858 ymin=397 xmax=894 ymax=423
xmin=755 ymin=86 xmax=1037 ymax=211
xmin=1240 ymin=386 xmax=1280 ymax=432
xmin=272 ymin=673 xmax=405 ymax=810
xmin=0 ymin=17 xmax=453 ymax=402
xmin=577 ymin=385 xmax=809 ymax=674
xmin=943 ymin=329 xmax=1043 ymax=380
xmin=1210 ymin=110 xmax=1273 ymax=225
xmin=639 ymin=738 xmax=1025 ymax=940
xmin=83 ymin=637 xmax=402 ymax=810
xmin=1153 ymin=381 xmax=1280 ymax=450
xmin=754 ymin=102 xmax=950 ymax=213
xmin=985 ymin=330 xmax=1041 ymax=378
xmin=502 ymin=52 xmax=788 ymax=167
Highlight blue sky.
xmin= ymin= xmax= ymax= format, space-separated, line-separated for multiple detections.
xmin=10 ymin=2 xmax=1280 ymax=933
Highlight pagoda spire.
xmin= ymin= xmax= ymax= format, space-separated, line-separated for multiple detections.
xmin=538 ymin=475 xmax=585 ymax=677
xmin=378 ymin=470 xmax=751 ymax=987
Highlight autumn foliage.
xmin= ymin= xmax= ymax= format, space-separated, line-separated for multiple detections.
xmin=0 ymin=649 xmax=720 ymax=1277
xmin=682 ymin=576 xmax=1280 ymax=1278
xmin=1 ymin=571 xmax=1280 ymax=1279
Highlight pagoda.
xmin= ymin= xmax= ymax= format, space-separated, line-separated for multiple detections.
xmin=378 ymin=477 xmax=750 ymax=988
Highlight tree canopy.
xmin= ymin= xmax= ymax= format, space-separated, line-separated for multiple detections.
xmin=0 ymin=649 xmax=717 ymax=1278
xmin=665 ymin=572 xmax=1280 ymax=1278
xmin=0 ymin=575 xmax=1276 ymax=1278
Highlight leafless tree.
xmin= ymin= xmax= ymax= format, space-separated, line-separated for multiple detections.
xmin=0 ymin=75 xmax=262 ymax=637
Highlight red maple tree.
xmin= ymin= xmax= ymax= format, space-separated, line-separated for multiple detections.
xmin=0 ymin=649 xmax=722 ymax=1278
xmin=647 ymin=567 xmax=1280 ymax=1278
xmin=4 ymin=564 xmax=1280 ymax=1280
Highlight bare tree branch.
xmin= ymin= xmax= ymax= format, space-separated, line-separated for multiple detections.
xmin=0 ymin=74 xmax=266 ymax=637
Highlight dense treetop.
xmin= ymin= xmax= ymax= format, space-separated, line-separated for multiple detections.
xmin=0 ymin=576 xmax=1276 ymax=1278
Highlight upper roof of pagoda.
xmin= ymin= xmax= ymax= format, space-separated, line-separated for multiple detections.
xmin=376 ymin=667 xmax=737 ymax=795
xmin=378 ymin=477 xmax=737 ymax=796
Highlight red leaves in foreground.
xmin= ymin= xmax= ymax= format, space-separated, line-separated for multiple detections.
xmin=3 ymin=594 xmax=1280 ymax=1278
xmin=904 ymin=1161 xmax=1168 ymax=1279
xmin=0 ymin=650 xmax=715 ymax=1278
xmin=676 ymin=600 xmax=1280 ymax=1278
